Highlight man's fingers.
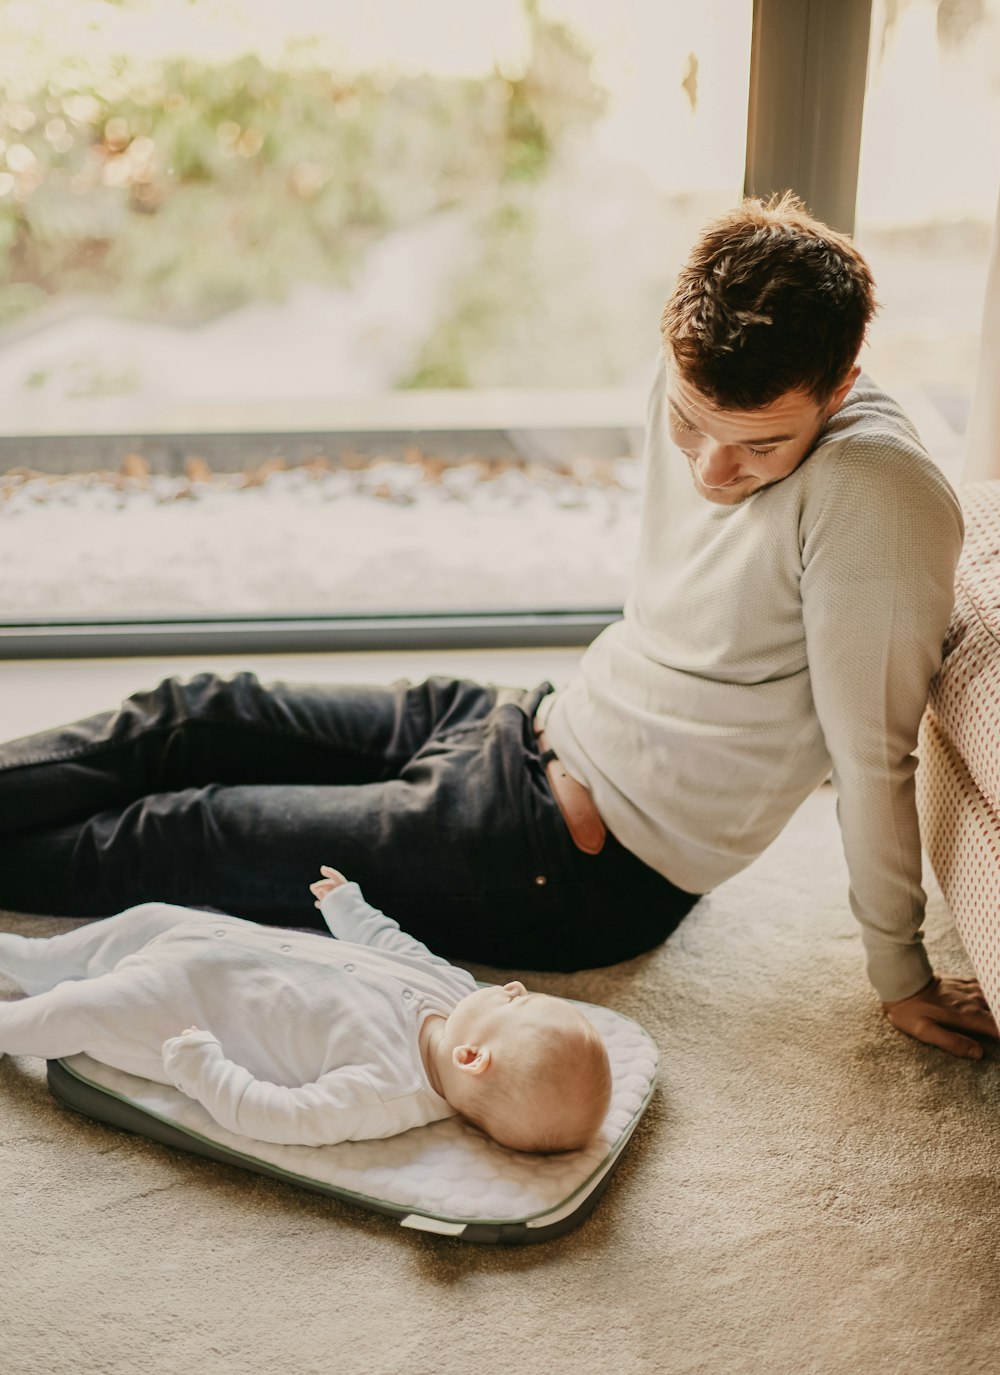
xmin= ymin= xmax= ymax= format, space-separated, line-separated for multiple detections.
xmin=913 ymin=1016 xmax=983 ymax=1060
xmin=933 ymin=994 xmax=999 ymax=1040
xmin=965 ymin=1008 xmax=1000 ymax=1040
xmin=883 ymin=974 xmax=998 ymax=1059
xmin=931 ymin=1003 xmax=998 ymax=1037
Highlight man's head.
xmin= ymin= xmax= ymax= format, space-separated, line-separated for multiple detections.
xmin=660 ymin=193 xmax=878 ymax=505
xmin=439 ymin=981 xmax=612 ymax=1154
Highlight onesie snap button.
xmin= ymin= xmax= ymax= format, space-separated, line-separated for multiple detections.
xmin=280 ymin=944 xmax=292 ymax=952
xmin=214 ymin=929 xmax=226 ymax=937
xmin=344 ymin=963 xmax=355 ymax=973
xmin=402 ymin=989 xmax=413 ymax=1000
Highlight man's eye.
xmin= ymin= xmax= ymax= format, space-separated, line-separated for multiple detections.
xmin=747 ymin=446 xmax=777 ymax=458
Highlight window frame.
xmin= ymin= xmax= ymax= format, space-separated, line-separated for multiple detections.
xmin=1 ymin=0 xmax=872 ymax=659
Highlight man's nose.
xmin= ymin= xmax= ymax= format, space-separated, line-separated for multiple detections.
xmin=697 ymin=444 xmax=741 ymax=488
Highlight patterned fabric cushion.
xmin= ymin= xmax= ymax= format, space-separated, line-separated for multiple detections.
xmin=928 ymin=481 xmax=1000 ymax=811
xmin=918 ymin=710 xmax=1000 ymax=1018
xmin=918 ymin=480 xmax=1000 ymax=1020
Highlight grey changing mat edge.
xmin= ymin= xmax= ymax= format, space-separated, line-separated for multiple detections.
xmin=47 ymin=1029 xmax=657 ymax=1246
xmin=46 ymin=1001 xmax=660 ymax=1248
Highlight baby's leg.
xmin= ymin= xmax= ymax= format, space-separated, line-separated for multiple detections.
xmin=0 ymin=902 xmax=218 ymax=995
xmin=0 ymin=967 xmax=147 ymax=1061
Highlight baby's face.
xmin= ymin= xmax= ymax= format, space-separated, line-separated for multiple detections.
xmin=446 ymin=981 xmax=586 ymax=1057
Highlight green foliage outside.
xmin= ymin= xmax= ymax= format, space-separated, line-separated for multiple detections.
xmin=400 ymin=197 xmax=538 ymax=390
xmin=0 ymin=7 xmax=605 ymax=335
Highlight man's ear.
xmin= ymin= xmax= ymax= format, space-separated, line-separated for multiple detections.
xmin=827 ymin=364 xmax=861 ymax=416
xmin=452 ymin=1043 xmax=492 ymax=1076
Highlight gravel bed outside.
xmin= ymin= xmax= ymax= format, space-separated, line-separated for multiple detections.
xmin=0 ymin=450 xmax=642 ymax=619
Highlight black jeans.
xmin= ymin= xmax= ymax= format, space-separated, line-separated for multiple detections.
xmin=0 ymin=672 xmax=699 ymax=971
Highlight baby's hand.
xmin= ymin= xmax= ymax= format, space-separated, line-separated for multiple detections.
xmin=310 ymin=864 xmax=348 ymax=907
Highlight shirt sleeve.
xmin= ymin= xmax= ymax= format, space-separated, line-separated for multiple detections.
xmin=318 ymin=883 xmax=457 ymax=970
xmin=161 ymin=1030 xmax=385 ymax=1146
xmin=799 ymin=434 xmax=963 ymax=1002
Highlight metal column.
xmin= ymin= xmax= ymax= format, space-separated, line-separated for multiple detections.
xmin=744 ymin=0 xmax=874 ymax=234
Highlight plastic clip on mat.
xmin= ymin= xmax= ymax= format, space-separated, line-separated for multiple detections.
xmin=47 ymin=998 xmax=658 ymax=1245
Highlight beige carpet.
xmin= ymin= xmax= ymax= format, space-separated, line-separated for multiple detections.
xmin=2 ymin=782 xmax=999 ymax=1375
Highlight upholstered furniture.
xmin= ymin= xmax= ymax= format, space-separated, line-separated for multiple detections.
xmin=917 ymin=480 xmax=1000 ymax=1015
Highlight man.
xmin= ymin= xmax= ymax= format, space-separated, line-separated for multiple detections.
xmin=1 ymin=195 xmax=995 ymax=1060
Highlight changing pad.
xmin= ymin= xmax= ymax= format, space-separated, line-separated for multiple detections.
xmin=47 ymin=998 xmax=658 ymax=1245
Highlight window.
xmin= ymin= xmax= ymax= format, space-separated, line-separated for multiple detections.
xmin=0 ymin=0 xmax=752 ymax=625
xmin=855 ymin=0 xmax=1000 ymax=483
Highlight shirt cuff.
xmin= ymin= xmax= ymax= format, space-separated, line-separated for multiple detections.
xmin=864 ymin=937 xmax=934 ymax=1004
xmin=162 ymin=1028 xmax=219 ymax=1064
xmin=318 ymin=881 xmax=362 ymax=920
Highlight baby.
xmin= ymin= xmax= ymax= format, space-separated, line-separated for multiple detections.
xmin=0 ymin=867 xmax=611 ymax=1155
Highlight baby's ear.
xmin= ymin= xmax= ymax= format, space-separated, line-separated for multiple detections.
xmin=452 ymin=1044 xmax=492 ymax=1076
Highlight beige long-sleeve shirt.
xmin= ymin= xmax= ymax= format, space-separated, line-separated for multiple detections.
xmin=542 ymin=364 xmax=963 ymax=1002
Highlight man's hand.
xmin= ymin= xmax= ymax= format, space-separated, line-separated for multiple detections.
xmin=309 ymin=864 xmax=348 ymax=908
xmin=881 ymin=975 xmax=1000 ymax=1059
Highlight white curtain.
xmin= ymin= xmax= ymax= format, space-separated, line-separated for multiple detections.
xmin=965 ymin=183 xmax=1000 ymax=481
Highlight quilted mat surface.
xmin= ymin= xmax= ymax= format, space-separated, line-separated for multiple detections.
xmin=56 ymin=998 xmax=657 ymax=1229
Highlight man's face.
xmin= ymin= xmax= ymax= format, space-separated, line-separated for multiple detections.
xmin=665 ymin=362 xmax=858 ymax=506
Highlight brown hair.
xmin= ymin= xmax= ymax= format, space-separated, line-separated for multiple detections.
xmin=461 ymin=1014 xmax=612 ymax=1155
xmin=661 ymin=192 xmax=878 ymax=410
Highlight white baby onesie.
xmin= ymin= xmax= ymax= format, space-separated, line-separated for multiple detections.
xmin=0 ymin=884 xmax=477 ymax=1146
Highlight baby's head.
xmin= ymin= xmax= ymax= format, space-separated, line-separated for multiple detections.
xmin=436 ymin=981 xmax=612 ymax=1153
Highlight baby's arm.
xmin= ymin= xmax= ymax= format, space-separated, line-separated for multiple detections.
xmin=161 ymin=1030 xmax=381 ymax=1146
xmin=309 ymin=866 xmax=458 ymax=969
